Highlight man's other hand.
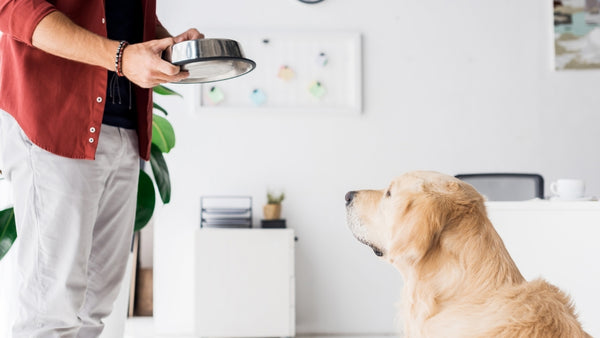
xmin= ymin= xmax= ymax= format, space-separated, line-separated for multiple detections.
xmin=173 ymin=28 xmax=204 ymax=44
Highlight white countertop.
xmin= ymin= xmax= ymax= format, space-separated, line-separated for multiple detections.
xmin=486 ymin=199 xmax=600 ymax=210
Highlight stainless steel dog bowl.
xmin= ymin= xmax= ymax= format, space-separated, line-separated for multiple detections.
xmin=165 ymin=38 xmax=256 ymax=84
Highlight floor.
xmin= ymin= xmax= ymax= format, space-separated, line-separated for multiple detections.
xmin=124 ymin=317 xmax=396 ymax=338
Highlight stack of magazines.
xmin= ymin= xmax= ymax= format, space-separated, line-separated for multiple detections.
xmin=200 ymin=196 xmax=252 ymax=228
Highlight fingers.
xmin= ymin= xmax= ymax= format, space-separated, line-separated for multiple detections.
xmin=150 ymin=37 xmax=186 ymax=76
xmin=152 ymin=37 xmax=176 ymax=53
xmin=121 ymin=38 xmax=191 ymax=88
xmin=173 ymin=28 xmax=204 ymax=44
xmin=138 ymin=70 xmax=190 ymax=88
xmin=157 ymin=69 xmax=190 ymax=84
xmin=156 ymin=59 xmax=180 ymax=76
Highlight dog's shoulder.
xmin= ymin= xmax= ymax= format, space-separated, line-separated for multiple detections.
xmin=417 ymin=279 xmax=589 ymax=338
xmin=489 ymin=279 xmax=589 ymax=337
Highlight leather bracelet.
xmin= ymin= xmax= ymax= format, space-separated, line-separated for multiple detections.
xmin=115 ymin=40 xmax=129 ymax=77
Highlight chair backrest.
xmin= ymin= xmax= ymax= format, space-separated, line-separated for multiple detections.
xmin=455 ymin=173 xmax=544 ymax=201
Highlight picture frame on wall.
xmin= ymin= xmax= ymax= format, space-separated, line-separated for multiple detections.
xmin=554 ymin=0 xmax=600 ymax=70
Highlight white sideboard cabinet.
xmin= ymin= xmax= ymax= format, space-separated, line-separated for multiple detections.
xmin=195 ymin=228 xmax=295 ymax=337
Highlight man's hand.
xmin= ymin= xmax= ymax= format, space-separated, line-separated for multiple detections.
xmin=122 ymin=29 xmax=205 ymax=88
xmin=121 ymin=37 xmax=188 ymax=88
xmin=173 ymin=28 xmax=204 ymax=43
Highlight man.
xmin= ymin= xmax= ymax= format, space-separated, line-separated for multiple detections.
xmin=0 ymin=1 xmax=201 ymax=336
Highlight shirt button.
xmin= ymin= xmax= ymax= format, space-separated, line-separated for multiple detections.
xmin=96 ymin=97 xmax=103 ymax=103
xmin=102 ymin=18 xmax=106 ymax=24
xmin=89 ymin=138 xmax=94 ymax=143
xmin=90 ymin=127 xmax=96 ymax=133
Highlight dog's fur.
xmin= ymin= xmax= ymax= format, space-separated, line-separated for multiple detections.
xmin=345 ymin=171 xmax=590 ymax=338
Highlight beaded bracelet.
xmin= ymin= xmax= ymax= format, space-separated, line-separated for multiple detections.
xmin=115 ymin=40 xmax=129 ymax=77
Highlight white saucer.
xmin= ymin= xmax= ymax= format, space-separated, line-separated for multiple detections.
xmin=549 ymin=196 xmax=596 ymax=201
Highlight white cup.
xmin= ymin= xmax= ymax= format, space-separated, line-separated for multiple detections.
xmin=550 ymin=179 xmax=585 ymax=200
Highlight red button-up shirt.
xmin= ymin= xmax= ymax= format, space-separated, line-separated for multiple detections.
xmin=0 ymin=0 xmax=156 ymax=160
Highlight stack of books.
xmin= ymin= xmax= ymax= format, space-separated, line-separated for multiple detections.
xmin=200 ymin=196 xmax=252 ymax=228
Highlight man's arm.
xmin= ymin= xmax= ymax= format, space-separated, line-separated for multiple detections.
xmin=0 ymin=0 xmax=55 ymax=45
xmin=31 ymin=11 xmax=188 ymax=88
xmin=32 ymin=11 xmax=117 ymax=72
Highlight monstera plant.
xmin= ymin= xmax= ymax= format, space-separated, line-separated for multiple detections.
xmin=134 ymin=84 xmax=180 ymax=231
xmin=0 ymin=85 xmax=180 ymax=261
xmin=0 ymin=206 xmax=15 ymax=262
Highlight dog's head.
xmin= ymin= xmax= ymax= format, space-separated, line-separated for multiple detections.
xmin=345 ymin=171 xmax=485 ymax=265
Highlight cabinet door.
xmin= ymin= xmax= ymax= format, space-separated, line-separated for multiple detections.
xmin=195 ymin=229 xmax=295 ymax=337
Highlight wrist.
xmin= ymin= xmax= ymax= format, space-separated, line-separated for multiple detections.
xmin=113 ymin=40 xmax=129 ymax=76
xmin=114 ymin=40 xmax=129 ymax=76
xmin=101 ymin=39 xmax=120 ymax=71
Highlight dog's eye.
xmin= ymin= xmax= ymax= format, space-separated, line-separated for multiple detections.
xmin=386 ymin=190 xmax=391 ymax=198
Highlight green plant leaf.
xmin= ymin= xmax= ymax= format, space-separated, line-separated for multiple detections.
xmin=152 ymin=114 xmax=175 ymax=153
xmin=150 ymin=144 xmax=171 ymax=204
xmin=153 ymin=85 xmax=182 ymax=97
xmin=153 ymin=102 xmax=168 ymax=116
xmin=0 ymin=207 xmax=16 ymax=261
xmin=267 ymin=191 xmax=285 ymax=204
xmin=135 ymin=170 xmax=156 ymax=232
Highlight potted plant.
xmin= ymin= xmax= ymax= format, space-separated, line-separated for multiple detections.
xmin=263 ymin=191 xmax=285 ymax=220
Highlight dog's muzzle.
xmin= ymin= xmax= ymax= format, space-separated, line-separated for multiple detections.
xmin=345 ymin=191 xmax=384 ymax=257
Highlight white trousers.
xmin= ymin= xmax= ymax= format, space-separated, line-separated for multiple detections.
xmin=0 ymin=110 xmax=140 ymax=337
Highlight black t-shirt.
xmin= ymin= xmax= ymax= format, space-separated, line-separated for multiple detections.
xmin=103 ymin=0 xmax=144 ymax=129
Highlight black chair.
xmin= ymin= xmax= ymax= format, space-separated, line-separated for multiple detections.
xmin=455 ymin=173 xmax=544 ymax=201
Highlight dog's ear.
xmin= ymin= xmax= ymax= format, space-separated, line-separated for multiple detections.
xmin=388 ymin=180 xmax=484 ymax=265
xmin=388 ymin=191 xmax=447 ymax=264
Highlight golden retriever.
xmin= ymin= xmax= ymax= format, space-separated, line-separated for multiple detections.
xmin=345 ymin=171 xmax=590 ymax=338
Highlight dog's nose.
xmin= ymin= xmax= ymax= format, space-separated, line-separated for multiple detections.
xmin=345 ymin=191 xmax=357 ymax=205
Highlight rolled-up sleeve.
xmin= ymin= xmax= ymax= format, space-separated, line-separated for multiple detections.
xmin=0 ymin=0 xmax=56 ymax=45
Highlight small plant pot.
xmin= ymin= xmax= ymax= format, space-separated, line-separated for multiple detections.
xmin=263 ymin=204 xmax=281 ymax=220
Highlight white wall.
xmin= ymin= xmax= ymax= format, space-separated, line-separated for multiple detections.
xmin=153 ymin=0 xmax=600 ymax=335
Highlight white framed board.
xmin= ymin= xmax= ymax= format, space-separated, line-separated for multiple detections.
xmin=195 ymin=30 xmax=362 ymax=115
